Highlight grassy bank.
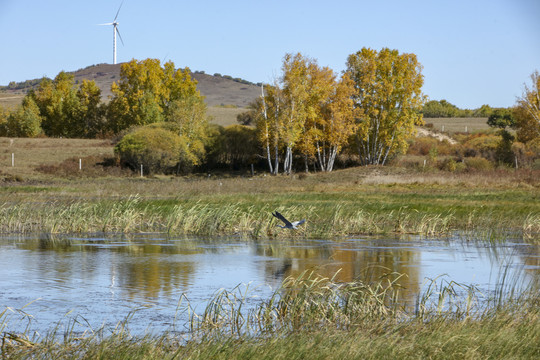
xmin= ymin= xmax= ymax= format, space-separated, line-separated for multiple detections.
xmin=1 ymin=168 xmax=539 ymax=240
xmin=2 ymin=272 xmax=538 ymax=359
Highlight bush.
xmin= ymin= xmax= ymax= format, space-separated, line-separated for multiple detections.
xmin=114 ymin=127 xmax=184 ymax=174
xmin=464 ymin=157 xmax=494 ymax=171
xmin=439 ymin=158 xmax=466 ymax=172
xmin=462 ymin=134 xmax=500 ymax=160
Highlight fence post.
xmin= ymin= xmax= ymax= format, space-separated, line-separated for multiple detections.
xmin=140 ymin=164 xmax=143 ymax=177
xmin=79 ymin=158 xmax=82 ymax=170
xmin=11 ymin=153 xmax=14 ymax=167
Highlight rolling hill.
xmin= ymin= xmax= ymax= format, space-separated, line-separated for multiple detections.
xmin=0 ymin=63 xmax=262 ymax=110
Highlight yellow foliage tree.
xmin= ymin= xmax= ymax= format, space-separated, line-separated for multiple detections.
xmin=346 ymin=48 xmax=425 ymax=165
xmin=255 ymin=53 xmax=358 ymax=174
xmin=107 ymin=58 xmax=204 ymax=135
xmin=513 ymin=70 xmax=540 ymax=143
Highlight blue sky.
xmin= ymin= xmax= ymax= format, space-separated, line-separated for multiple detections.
xmin=1 ymin=0 xmax=538 ymax=109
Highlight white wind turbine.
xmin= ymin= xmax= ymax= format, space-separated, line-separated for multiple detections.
xmin=99 ymin=2 xmax=125 ymax=64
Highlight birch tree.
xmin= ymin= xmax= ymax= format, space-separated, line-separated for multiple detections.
xmin=513 ymin=70 xmax=540 ymax=143
xmin=281 ymin=53 xmax=311 ymax=174
xmin=257 ymin=83 xmax=284 ymax=174
xmin=316 ymin=73 xmax=358 ymax=171
xmin=346 ymin=48 xmax=425 ymax=165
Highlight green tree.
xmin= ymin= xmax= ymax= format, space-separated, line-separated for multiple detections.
xmin=0 ymin=106 xmax=9 ymax=136
xmin=513 ymin=70 xmax=540 ymax=144
xmin=28 ymin=72 xmax=103 ymax=138
xmin=346 ymin=48 xmax=425 ymax=165
xmin=76 ymin=80 xmax=104 ymax=137
xmin=114 ymin=126 xmax=184 ymax=174
xmin=487 ymin=108 xmax=515 ymax=129
xmin=488 ymin=108 xmax=517 ymax=165
xmin=208 ymin=125 xmax=258 ymax=170
xmin=166 ymin=96 xmax=209 ymax=167
xmin=422 ymin=100 xmax=460 ymax=117
xmin=6 ymin=97 xmax=42 ymax=137
xmin=473 ymin=104 xmax=493 ymax=118
xmin=30 ymin=72 xmax=80 ymax=137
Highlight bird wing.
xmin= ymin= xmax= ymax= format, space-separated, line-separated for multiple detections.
xmin=292 ymin=219 xmax=306 ymax=227
xmin=272 ymin=211 xmax=293 ymax=227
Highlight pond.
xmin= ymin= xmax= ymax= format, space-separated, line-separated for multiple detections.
xmin=1 ymin=234 xmax=539 ymax=336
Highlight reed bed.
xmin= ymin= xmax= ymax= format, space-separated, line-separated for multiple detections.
xmin=2 ymin=270 xmax=538 ymax=359
xmin=0 ymin=195 xmax=537 ymax=241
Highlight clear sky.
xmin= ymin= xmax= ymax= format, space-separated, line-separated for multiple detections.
xmin=1 ymin=0 xmax=538 ymax=109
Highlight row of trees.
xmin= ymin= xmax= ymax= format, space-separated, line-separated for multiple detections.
xmin=422 ymin=100 xmax=495 ymax=118
xmin=252 ymin=48 xmax=424 ymax=172
xmin=1 ymin=53 xmax=538 ymax=175
xmin=0 ymin=59 xmax=207 ymax=139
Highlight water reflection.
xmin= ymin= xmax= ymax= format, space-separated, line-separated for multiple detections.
xmin=1 ymin=234 xmax=538 ymax=335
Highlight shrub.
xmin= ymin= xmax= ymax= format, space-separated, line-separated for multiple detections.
xmin=462 ymin=134 xmax=500 ymax=160
xmin=464 ymin=157 xmax=494 ymax=171
xmin=408 ymin=137 xmax=439 ymax=156
xmin=114 ymin=127 xmax=183 ymax=174
xmin=439 ymin=158 xmax=466 ymax=172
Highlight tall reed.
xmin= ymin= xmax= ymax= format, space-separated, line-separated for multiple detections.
xmin=2 ymin=269 xmax=538 ymax=359
xmin=0 ymin=198 xmax=537 ymax=240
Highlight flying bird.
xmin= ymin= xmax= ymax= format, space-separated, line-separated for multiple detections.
xmin=272 ymin=211 xmax=305 ymax=229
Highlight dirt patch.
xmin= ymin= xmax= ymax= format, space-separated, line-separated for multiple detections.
xmin=416 ymin=128 xmax=457 ymax=144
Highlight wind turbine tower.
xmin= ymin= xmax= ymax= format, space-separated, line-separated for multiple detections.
xmin=99 ymin=2 xmax=124 ymax=64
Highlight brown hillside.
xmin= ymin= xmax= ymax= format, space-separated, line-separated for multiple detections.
xmin=0 ymin=63 xmax=261 ymax=109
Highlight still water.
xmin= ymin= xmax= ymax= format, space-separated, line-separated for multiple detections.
xmin=1 ymin=234 xmax=539 ymax=335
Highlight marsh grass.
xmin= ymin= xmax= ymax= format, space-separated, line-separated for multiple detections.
xmin=2 ymin=270 xmax=539 ymax=359
xmin=0 ymin=194 xmax=537 ymax=241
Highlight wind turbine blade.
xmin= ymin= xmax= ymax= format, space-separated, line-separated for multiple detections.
xmin=116 ymin=27 xmax=124 ymax=46
xmin=98 ymin=23 xmax=114 ymax=26
xmin=114 ymin=0 xmax=124 ymax=22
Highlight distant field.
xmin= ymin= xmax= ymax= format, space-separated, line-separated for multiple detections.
xmin=423 ymin=117 xmax=490 ymax=134
xmin=207 ymin=106 xmax=246 ymax=126
xmin=0 ymin=137 xmax=114 ymax=178
xmin=0 ymin=92 xmax=24 ymax=109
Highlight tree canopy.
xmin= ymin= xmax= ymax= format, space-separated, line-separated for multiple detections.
xmin=513 ymin=70 xmax=540 ymax=144
xmin=106 ymin=59 xmax=204 ymax=134
xmin=25 ymin=72 xmax=103 ymax=138
xmin=254 ymin=53 xmax=357 ymax=173
xmin=346 ymin=48 xmax=425 ymax=165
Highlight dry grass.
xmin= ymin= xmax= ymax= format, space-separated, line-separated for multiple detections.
xmin=424 ymin=117 xmax=490 ymax=134
xmin=0 ymin=137 xmax=114 ymax=178
xmin=207 ymin=106 xmax=247 ymax=127
xmin=0 ymin=92 xmax=25 ymax=109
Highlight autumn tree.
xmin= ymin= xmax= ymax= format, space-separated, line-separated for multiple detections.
xmin=255 ymin=53 xmax=358 ymax=173
xmin=513 ymin=70 xmax=540 ymax=144
xmin=316 ymin=73 xmax=358 ymax=171
xmin=280 ymin=53 xmax=312 ymax=174
xmin=257 ymin=83 xmax=284 ymax=174
xmin=106 ymin=58 xmax=204 ymax=135
xmin=109 ymin=59 xmax=209 ymax=173
xmin=346 ymin=48 xmax=425 ymax=165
